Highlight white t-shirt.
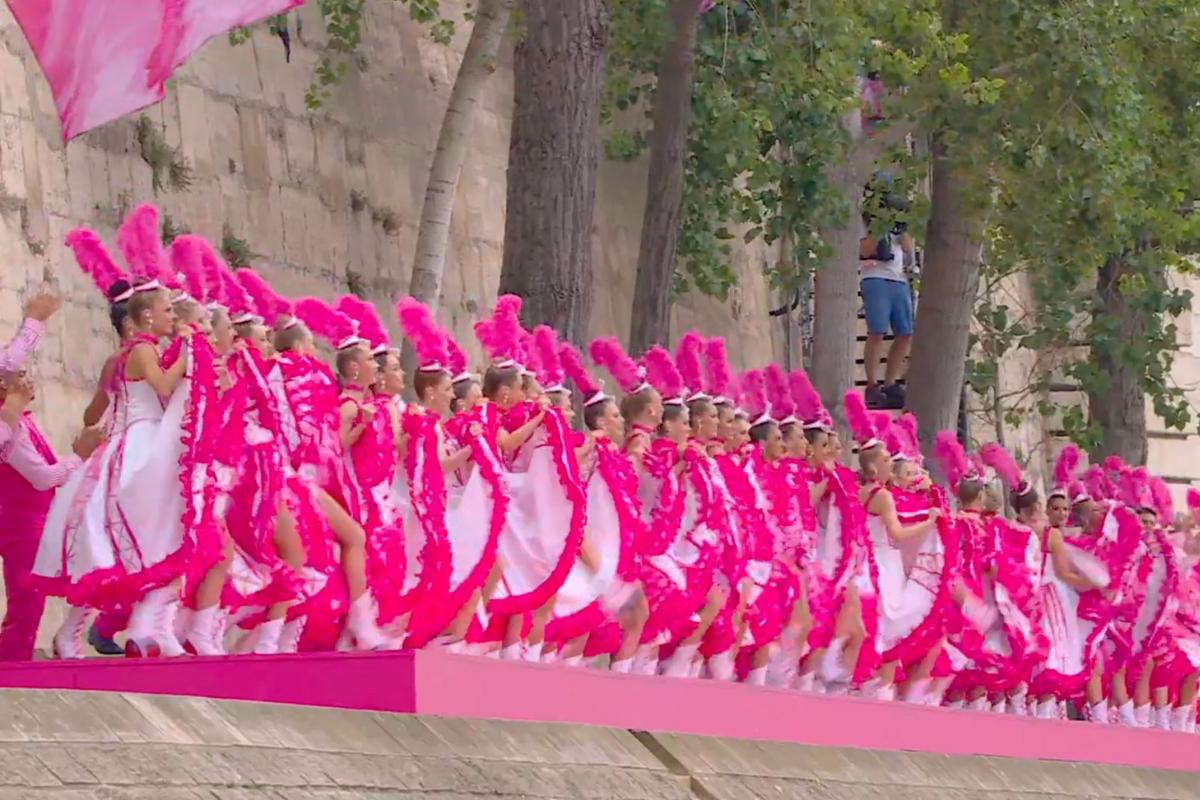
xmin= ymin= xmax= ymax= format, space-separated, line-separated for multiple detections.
xmin=860 ymin=234 xmax=907 ymax=284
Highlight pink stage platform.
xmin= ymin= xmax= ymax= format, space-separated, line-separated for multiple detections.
xmin=0 ymin=650 xmax=1195 ymax=772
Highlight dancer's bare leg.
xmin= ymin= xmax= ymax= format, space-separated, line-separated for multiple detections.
xmin=316 ymin=488 xmax=367 ymax=600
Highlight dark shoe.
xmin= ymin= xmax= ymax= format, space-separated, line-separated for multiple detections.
xmin=88 ymin=625 xmax=123 ymax=656
xmin=864 ymin=384 xmax=886 ymax=409
xmin=881 ymin=383 xmax=906 ymax=409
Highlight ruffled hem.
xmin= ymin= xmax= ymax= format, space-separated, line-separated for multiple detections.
xmin=487 ymin=409 xmax=583 ymax=617
xmin=546 ymin=600 xmax=607 ymax=646
xmin=28 ymin=529 xmax=219 ymax=611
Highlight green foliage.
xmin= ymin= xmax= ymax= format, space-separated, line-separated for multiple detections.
xmin=346 ymin=268 xmax=369 ymax=299
xmin=221 ymin=226 xmax=259 ymax=269
xmin=228 ymin=0 xmax=455 ymax=111
xmin=160 ymin=214 xmax=188 ymax=247
xmin=134 ymin=116 xmax=193 ymax=194
xmin=602 ymin=0 xmax=977 ymax=298
xmin=967 ymin=1 xmax=1200 ymax=444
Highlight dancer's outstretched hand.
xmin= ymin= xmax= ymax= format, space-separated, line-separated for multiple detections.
xmin=24 ymin=292 xmax=62 ymax=322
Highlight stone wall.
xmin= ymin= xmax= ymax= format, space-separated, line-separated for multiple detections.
xmin=0 ymin=689 xmax=1195 ymax=798
xmin=0 ymin=1 xmax=779 ymax=456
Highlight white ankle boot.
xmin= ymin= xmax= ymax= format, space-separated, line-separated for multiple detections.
xmin=53 ymin=607 xmax=95 ymax=660
xmin=631 ymin=645 xmax=657 ymax=676
xmin=706 ymin=651 xmax=735 ymax=681
xmin=279 ymin=616 xmax=306 ymax=653
xmin=125 ymin=586 xmax=184 ymax=658
xmin=662 ymin=643 xmax=698 ymax=678
xmin=252 ymin=619 xmax=285 ymax=655
xmin=184 ymin=606 xmax=225 ymax=656
xmin=346 ymin=593 xmax=390 ymax=651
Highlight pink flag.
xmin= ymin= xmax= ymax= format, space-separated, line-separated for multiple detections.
xmin=6 ymin=0 xmax=304 ymax=141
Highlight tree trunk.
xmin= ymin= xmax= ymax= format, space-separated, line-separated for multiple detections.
xmin=811 ymin=159 xmax=863 ymax=442
xmin=810 ymin=102 xmax=912 ymax=446
xmin=497 ymin=0 xmax=610 ymax=345
xmin=401 ymin=0 xmax=514 ymax=375
xmin=1087 ymin=257 xmax=1151 ymax=465
xmin=905 ymin=134 xmax=986 ymax=454
xmin=627 ymin=0 xmax=705 ymax=354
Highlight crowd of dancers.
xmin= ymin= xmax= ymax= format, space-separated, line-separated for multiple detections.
xmin=1 ymin=203 xmax=1198 ymax=733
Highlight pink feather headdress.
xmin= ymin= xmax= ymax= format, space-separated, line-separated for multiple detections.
xmin=933 ymin=431 xmax=977 ymax=489
xmin=488 ymin=295 xmax=524 ymax=367
xmin=168 ymin=235 xmax=211 ymax=304
xmin=740 ymin=370 xmax=770 ymax=427
xmin=642 ymin=346 xmax=684 ymax=405
xmin=1118 ymin=466 xmax=1149 ymax=511
xmin=65 ymin=228 xmax=131 ymax=301
xmin=336 ymin=295 xmax=389 ymax=355
xmin=675 ymin=331 xmax=707 ymax=400
xmin=116 ymin=204 xmax=173 ymax=290
xmin=1103 ymin=456 xmax=1125 ymax=483
xmin=533 ymin=326 xmax=566 ymax=393
xmin=1082 ymin=466 xmax=1109 ymax=503
xmin=446 ymin=333 xmax=472 ymax=384
xmin=1150 ymin=476 xmax=1174 ymax=525
xmin=395 ymin=297 xmax=449 ymax=372
xmin=844 ymin=390 xmax=881 ymax=449
xmin=1052 ymin=443 xmax=1083 ymax=491
xmin=517 ymin=334 xmax=538 ymax=382
xmin=703 ymin=338 xmax=734 ymax=404
xmin=1068 ymin=479 xmax=1089 ymax=506
xmin=979 ymin=442 xmax=1028 ymax=496
xmin=893 ymin=413 xmax=921 ymax=463
xmin=763 ymin=364 xmax=795 ymax=424
xmin=589 ymin=337 xmax=647 ymax=395
xmin=294 ymin=297 xmax=361 ymax=351
xmin=1187 ymin=487 xmax=1200 ymax=517
xmin=235 ymin=269 xmax=292 ymax=326
xmin=789 ymin=370 xmax=826 ymax=430
xmin=560 ymin=341 xmax=605 ymax=405
xmin=217 ymin=268 xmax=252 ymax=316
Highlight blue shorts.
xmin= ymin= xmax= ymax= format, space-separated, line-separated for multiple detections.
xmin=861 ymin=277 xmax=913 ymax=336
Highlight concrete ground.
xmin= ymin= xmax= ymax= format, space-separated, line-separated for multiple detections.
xmin=0 ymin=689 xmax=1195 ymax=799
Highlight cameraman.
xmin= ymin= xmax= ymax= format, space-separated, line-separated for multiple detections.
xmin=859 ymin=215 xmax=915 ymax=409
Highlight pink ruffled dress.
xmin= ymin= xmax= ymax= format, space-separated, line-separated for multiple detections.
xmin=276 ymin=352 xmax=355 ymax=514
xmin=736 ymin=451 xmax=798 ymax=654
xmin=864 ymin=485 xmax=951 ymax=672
xmin=948 ymin=511 xmax=1043 ymax=694
xmin=265 ymin=357 xmax=346 ymax=650
xmin=656 ymin=441 xmax=728 ymax=656
xmin=1150 ymin=547 xmax=1200 ymax=690
xmin=32 ymin=332 xmax=222 ymax=608
xmin=400 ymin=403 xmax=506 ymax=647
xmin=546 ymin=433 xmax=644 ymax=656
xmin=220 ymin=348 xmax=306 ymax=625
xmin=807 ymin=465 xmax=880 ymax=682
xmin=484 ymin=404 xmax=585 ymax=631
xmin=634 ymin=437 xmax=690 ymax=646
xmin=341 ymin=391 xmax=406 ymax=624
